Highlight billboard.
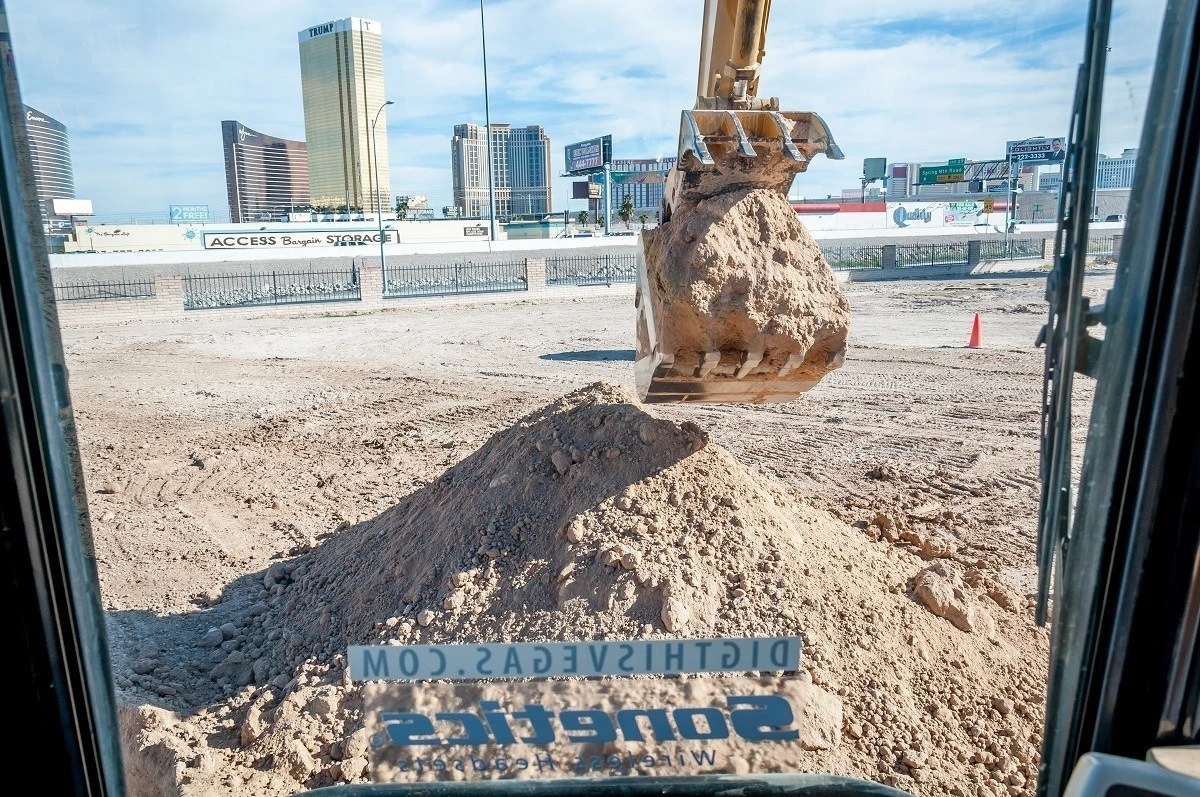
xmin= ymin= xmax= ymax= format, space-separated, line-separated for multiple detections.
xmin=51 ymin=198 xmax=93 ymax=216
xmin=169 ymin=204 xmax=210 ymax=222
xmin=863 ymin=157 xmax=887 ymax=181
xmin=565 ymin=135 xmax=612 ymax=176
xmin=571 ymin=181 xmax=591 ymax=200
xmin=1006 ymin=137 xmax=1067 ymax=166
xmin=943 ymin=200 xmax=985 ymax=226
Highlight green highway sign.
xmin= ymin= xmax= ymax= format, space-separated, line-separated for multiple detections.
xmin=918 ymin=158 xmax=966 ymax=185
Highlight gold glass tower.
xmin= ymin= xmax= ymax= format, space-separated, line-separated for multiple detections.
xmin=297 ymin=18 xmax=389 ymax=213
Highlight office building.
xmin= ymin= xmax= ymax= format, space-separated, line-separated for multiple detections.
xmin=24 ymin=105 xmax=75 ymax=238
xmin=451 ymin=123 xmax=551 ymax=219
xmin=1097 ymin=148 xmax=1138 ymax=190
xmin=508 ymin=125 xmax=552 ymax=217
xmin=222 ymin=121 xmax=310 ymax=222
xmin=298 ymin=17 xmax=389 ymax=212
xmin=1038 ymin=169 xmax=1063 ymax=193
xmin=605 ymin=157 xmax=676 ymax=221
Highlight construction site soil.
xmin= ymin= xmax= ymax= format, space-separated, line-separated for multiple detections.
xmin=643 ymin=187 xmax=850 ymax=379
xmin=65 ymin=272 xmax=1112 ymax=797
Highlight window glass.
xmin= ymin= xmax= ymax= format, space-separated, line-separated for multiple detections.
xmin=1 ymin=1 xmax=1168 ymax=794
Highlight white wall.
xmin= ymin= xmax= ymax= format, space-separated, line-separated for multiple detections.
xmin=66 ymin=219 xmax=507 ymax=254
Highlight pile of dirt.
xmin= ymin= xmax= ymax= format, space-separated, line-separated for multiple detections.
xmin=120 ymin=383 xmax=1047 ymax=797
xmin=642 ymin=187 xmax=850 ymax=383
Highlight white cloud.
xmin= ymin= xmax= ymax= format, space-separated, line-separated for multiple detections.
xmin=5 ymin=0 xmax=1166 ymax=214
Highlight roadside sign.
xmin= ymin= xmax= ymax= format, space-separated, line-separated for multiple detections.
xmin=918 ymin=158 xmax=965 ymax=185
xmin=1006 ymin=137 xmax=1067 ymax=166
xmin=565 ymin=135 xmax=612 ymax=176
xmin=169 ymin=204 xmax=209 ymax=222
xmin=983 ymin=197 xmax=995 ymax=213
xmin=863 ymin=157 xmax=887 ymax=181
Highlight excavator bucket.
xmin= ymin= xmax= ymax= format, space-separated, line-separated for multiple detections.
xmin=635 ymin=109 xmax=849 ymax=404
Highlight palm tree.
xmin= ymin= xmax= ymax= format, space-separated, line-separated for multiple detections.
xmin=619 ymin=194 xmax=635 ymax=228
xmin=638 ymin=212 xmax=649 ymax=229
xmin=576 ymin=210 xmax=589 ymax=227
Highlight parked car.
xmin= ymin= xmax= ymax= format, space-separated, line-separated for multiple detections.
xmin=1104 ymin=213 xmax=1127 ymax=222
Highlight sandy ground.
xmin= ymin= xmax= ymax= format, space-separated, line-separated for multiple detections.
xmin=63 ymin=271 xmax=1110 ymax=794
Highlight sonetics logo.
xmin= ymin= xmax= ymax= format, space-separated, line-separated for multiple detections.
xmin=372 ymin=694 xmax=798 ymax=749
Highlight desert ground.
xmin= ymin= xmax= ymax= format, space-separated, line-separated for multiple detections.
xmin=63 ymin=271 xmax=1110 ymax=796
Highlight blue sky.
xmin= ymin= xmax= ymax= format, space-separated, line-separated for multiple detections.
xmin=7 ymin=0 xmax=1164 ymax=218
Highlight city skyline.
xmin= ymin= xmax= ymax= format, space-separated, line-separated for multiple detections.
xmin=6 ymin=1 xmax=1164 ymax=217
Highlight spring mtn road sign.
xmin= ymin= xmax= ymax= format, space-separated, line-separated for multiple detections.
xmin=918 ymin=159 xmax=966 ymax=185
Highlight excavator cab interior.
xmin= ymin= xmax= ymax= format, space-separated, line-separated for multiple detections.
xmin=3 ymin=0 xmax=1200 ymax=795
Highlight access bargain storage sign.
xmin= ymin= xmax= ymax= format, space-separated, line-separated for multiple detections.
xmin=202 ymin=229 xmax=398 ymax=249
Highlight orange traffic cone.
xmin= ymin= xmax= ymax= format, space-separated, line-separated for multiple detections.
xmin=968 ymin=313 xmax=984 ymax=348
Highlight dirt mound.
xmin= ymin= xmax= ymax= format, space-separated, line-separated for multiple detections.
xmin=643 ymin=188 xmax=850 ymax=382
xmin=120 ymin=383 xmax=1048 ymax=796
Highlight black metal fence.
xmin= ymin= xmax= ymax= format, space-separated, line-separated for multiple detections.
xmin=547 ymin=253 xmax=638 ymax=286
xmin=1087 ymin=233 xmax=1116 ymax=258
xmin=182 ymin=266 xmax=360 ymax=310
xmin=383 ymin=259 xmax=527 ymax=298
xmin=819 ymin=245 xmax=883 ymax=271
xmin=979 ymin=238 xmax=1045 ymax=261
xmin=895 ymin=242 xmax=971 ymax=268
xmin=53 ymin=278 xmax=156 ymax=302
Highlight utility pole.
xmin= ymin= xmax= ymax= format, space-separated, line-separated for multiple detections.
xmin=603 ymin=162 xmax=611 ymax=235
xmin=480 ymin=0 xmax=497 ymax=242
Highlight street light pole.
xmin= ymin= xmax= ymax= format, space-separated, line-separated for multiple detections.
xmin=1006 ymin=154 xmax=1015 ymax=251
xmin=371 ymin=99 xmax=395 ymax=277
xmin=480 ymin=0 xmax=498 ymax=242
xmin=1004 ymin=136 xmax=1043 ymax=251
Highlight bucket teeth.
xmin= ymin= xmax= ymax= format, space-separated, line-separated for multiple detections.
xmin=696 ymin=351 xmax=721 ymax=378
xmin=726 ymin=111 xmax=757 ymax=158
xmin=777 ymin=353 xmax=804 ymax=377
xmin=735 ymin=350 xmax=764 ymax=378
xmin=769 ymin=111 xmax=805 ymax=163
